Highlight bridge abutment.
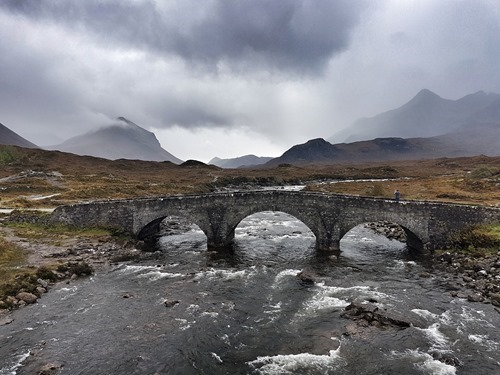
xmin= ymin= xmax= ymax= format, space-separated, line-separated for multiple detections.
xmin=207 ymin=230 xmax=235 ymax=252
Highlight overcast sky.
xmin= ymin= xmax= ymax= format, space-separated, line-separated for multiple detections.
xmin=2 ymin=0 xmax=500 ymax=162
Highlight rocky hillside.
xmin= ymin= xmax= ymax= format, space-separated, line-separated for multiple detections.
xmin=50 ymin=117 xmax=182 ymax=163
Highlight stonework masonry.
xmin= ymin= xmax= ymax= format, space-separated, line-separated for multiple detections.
xmin=50 ymin=191 xmax=500 ymax=253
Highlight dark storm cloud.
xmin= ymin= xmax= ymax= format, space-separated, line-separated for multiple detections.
xmin=1 ymin=0 xmax=369 ymax=75
xmin=154 ymin=101 xmax=232 ymax=128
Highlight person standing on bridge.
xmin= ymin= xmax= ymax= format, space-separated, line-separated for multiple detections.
xmin=394 ymin=189 xmax=401 ymax=202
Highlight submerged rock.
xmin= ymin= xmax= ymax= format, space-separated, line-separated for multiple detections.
xmin=164 ymin=299 xmax=180 ymax=308
xmin=0 ymin=313 xmax=13 ymax=326
xmin=341 ymin=302 xmax=425 ymax=331
xmin=296 ymin=270 xmax=316 ymax=284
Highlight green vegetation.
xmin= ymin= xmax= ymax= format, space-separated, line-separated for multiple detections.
xmin=5 ymin=222 xmax=114 ymax=242
xmin=469 ymin=165 xmax=500 ymax=179
xmin=0 ymin=146 xmax=20 ymax=165
xmin=448 ymin=223 xmax=500 ymax=256
xmin=0 ymin=220 xmax=119 ymax=307
xmin=0 ymin=234 xmax=32 ymax=304
xmin=0 ymin=236 xmax=27 ymax=276
xmin=0 ymin=260 xmax=93 ymax=309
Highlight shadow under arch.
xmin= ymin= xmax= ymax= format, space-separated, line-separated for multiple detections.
xmin=137 ymin=215 xmax=207 ymax=251
xmin=339 ymin=221 xmax=425 ymax=260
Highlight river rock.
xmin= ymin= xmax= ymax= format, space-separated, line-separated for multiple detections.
xmin=296 ymin=270 xmax=315 ymax=284
xmin=364 ymin=221 xmax=406 ymax=242
xmin=341 ymin=302 xmax=423 ymax=330
xmin=16 ymin=292 xmax=38 ymax=304
xmin=164 ymin=299 xmax=179 ymax=308
xmin=38 ymin=362 xmax=62 ymax=375
xmin=467 ymin=293 xmax=484 ymax=303
xmin=489 ymin=293 xmax=500 ymax=304
xmin=0 ymin=314 xmax=14 ymax=326
xmin=37 ymin=278 xmax=49 ymax=288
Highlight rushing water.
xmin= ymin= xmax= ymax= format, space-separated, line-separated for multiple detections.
xmin=1 ymin=212 xmax=500 ymax=375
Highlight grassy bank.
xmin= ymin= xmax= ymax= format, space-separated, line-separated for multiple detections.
xmin=446 ymin=223 xmax=500 ymax=256
xmin=0 ymin=222 xmax=125 ymax=309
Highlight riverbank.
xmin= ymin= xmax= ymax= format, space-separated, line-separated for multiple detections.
xmin=0 ymin=217 xmax=164 ymax=312
xmin=364 ymin=221 xmax=500 ymax=310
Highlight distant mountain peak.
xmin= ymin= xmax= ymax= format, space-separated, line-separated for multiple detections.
xmin=416 ymin=88 xmax=438 ymax=96
xmin=304 ymin=138 xmax=331 ymax=146
xmin=329 ymin=89 xmax=500 ymax=143
xmin=0 ymin=123 xmax=38 ymax=148
xmin=407 ymin=89 xmax=443 ymax=106
xmin=116 ymin=116 xmax=137 ymax=126
xmin=50 ymin=118 xmax=182 ymax=163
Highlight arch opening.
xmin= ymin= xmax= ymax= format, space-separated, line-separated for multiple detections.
xmin=233 ymin=211 xmax=316 ymax=262
xmin=138 ymin=215 xmax=207 ymax=253
xmin=339 ymin=221 xmax=424 ymax=263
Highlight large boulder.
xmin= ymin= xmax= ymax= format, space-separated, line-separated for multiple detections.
xmin=16 ymin=292 xmax=38 ymax=304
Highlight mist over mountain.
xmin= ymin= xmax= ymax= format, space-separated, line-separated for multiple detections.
xmin=329 ymin=89 xmax=500 ymax=143
xmin=0 ymin=123 xmax=38 ymax=149
xmin=209 ymin=155 xmax=273 ymax=168
xmin=50 ymin=117 xmax=182 ymax=163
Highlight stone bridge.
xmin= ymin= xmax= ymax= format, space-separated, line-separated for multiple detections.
xmin=50 ymin=191 xmax=500 ymax=253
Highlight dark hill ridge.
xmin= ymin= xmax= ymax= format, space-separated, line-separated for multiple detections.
xmin=329 ymin=89 xmax=500 ymax=143
xmin=266 ymin=127 xmax=500 ymax=166
xmin=50 ymin=117 xmax=182 ymax=164
xmin=209 ymin=154 xmax=273 ymax=168
xmin=0 ymin=123 xmax=38 ymax=148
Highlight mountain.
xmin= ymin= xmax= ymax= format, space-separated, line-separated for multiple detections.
xmin=209 ymin=154 xmax=273 ymax=168
xmin=329 ymin=89 xmax=500 ymax=143
xmin=0 ymin=123 xmax=38 ymax=148
xmin=50 ymin=117 xmax=182 ymax=163
xmin=266 ymin=127 xmax=500 ymax=167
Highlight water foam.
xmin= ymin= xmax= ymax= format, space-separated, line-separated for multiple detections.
xmin=210 ymin=352 xmax=223 ymax=363
xmin=271 ymin=269 xmax=302 ymax=288
xmin=389 ymin=349 xmax=456 ymax=375
xmin=136 ymin=271 xmax=184 ymax=281
xmin=417 ymin=323 xmax=450 ymax=350
xmin=0 ymin=350 xmax=30 ymax=375
xmin=412 ymin=309 xmax=440 ymax=322
xmin=194 ymin=268 xmax=253 ymax=282
xmin=468 ymin=334 xmax=500 ymax=351
xmin=247 ymin=347 xmax=343 ymax=374
xmin=174 ymin=318 xmax=195 ymax=331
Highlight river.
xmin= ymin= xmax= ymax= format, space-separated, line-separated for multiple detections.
xmin=1 ymin=211 xmax=499 ymax=374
